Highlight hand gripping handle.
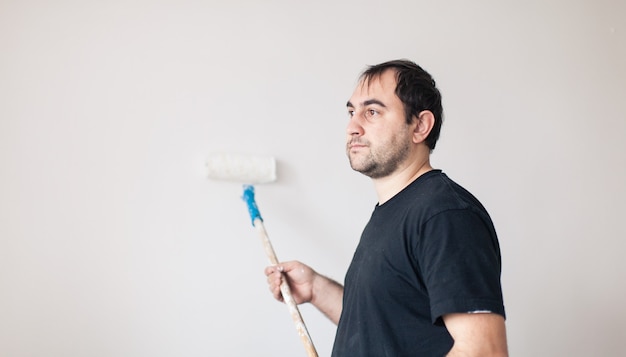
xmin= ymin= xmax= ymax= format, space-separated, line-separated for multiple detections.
xmin=241 ymin=185 xmax=318 ymax=357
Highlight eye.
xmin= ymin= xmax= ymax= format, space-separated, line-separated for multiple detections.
xmin=364 ymin=109 xmax=379 ymax=120
xmin=347 ymin=109 xmax=355 ymax=118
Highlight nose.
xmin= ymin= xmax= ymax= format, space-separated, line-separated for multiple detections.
xmin=346 ymin=112 xmax=364 ymax=136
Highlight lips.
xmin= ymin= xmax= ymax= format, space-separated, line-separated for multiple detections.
xmin=348 ymin=139 xmax=368 ymax=150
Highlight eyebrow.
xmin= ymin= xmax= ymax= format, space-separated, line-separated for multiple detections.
xmin=346 ymin=99 xmax=387 ymax=108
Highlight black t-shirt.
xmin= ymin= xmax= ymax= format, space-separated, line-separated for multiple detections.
xmin=331 ymin=170 xmax=505 ymax=357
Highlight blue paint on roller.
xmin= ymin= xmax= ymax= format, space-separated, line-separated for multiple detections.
xmin=242 ymin=185 xmax=262 ymax=225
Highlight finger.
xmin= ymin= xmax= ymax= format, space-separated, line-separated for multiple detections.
xmin=264 ymin=264 xmax=286 ymax=276
xmin=264 ymin=265 xmax=277 ymax=276
xmin=268 ymin=279 xmax=284 ymax=301
xmin=266 ymin=272 xmax=284 ymax=293
xmin=266 ymin=271 xmax=281 ymax=285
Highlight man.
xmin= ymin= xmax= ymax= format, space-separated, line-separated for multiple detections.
xmin=265 ymin=59 xmax=507 ymax=356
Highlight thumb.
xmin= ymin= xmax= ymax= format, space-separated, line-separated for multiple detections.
xmin=276 ymin=260 xmax=302 ymax=274
xmin=264 ymin=261 xmax=294 ymax=276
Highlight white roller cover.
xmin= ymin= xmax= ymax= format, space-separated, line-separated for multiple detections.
xmin=206 ymin=153 xmax=276 ymax=184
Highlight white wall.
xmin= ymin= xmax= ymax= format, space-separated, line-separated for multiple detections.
xmin=1 ymin=0 xmax=624 ymax=356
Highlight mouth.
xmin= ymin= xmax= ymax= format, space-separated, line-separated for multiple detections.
xmin=347 ymin=141 xmax=368 ymax=153
xmin=348 ymin=137 xmax=367 ymax=146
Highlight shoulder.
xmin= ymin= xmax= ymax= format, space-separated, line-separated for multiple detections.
xmin=406 ymin=170 xmax=489 ymax=217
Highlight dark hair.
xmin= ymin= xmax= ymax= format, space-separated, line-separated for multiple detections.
xmin=360 ymin=59 xmax=444 ymax=151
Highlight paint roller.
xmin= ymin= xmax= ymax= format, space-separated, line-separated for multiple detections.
xmin=206 ymin=153 xmax=318 ymax=357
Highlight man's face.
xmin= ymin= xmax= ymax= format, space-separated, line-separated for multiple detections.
xmin=346 ymin=70 xmax=412 ymax=179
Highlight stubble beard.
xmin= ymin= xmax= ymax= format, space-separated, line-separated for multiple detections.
xmin=347 ymin=134 xmax=411 ymax=179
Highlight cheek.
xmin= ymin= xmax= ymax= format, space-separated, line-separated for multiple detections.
xmin=377 ymin=125 xmax=410 ymax=148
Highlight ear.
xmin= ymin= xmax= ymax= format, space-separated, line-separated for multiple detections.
xmin=412 ymin=110 xmax=435 ymax=144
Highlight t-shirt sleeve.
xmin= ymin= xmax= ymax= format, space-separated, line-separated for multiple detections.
xmin=417 ymin=208 xmax=505 ymax=325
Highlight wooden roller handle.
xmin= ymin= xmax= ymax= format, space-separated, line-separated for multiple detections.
xmin=253 ymin=218 xmax=318 ymax=357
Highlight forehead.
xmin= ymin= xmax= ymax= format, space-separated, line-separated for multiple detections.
xmin=349 ymin=70 xmax=399 ymax=105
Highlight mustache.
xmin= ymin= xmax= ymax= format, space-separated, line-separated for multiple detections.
xmin=347 ymin=138 xmax=369 ymax=146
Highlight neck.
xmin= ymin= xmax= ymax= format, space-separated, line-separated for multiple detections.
xmin=372 ymin=156 xmax=433 ymax=205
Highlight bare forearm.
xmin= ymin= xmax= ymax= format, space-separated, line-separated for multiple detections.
xmin=310 ymin=274 xmax=344 ymax=325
